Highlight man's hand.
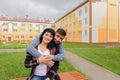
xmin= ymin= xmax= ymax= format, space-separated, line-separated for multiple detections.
xmin=37 ymin=55 xmax=51 ymax=64
xmin=37 ymin=55 xmax=54 ymax=67
xmin=46 ymin=77 xmax=50 ymax=80
xmin=47 ymin=55 xmax=54 ymax=60
xmin=47 ymin=60 xmax=54 ymax=67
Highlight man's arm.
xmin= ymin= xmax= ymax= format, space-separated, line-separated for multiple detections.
xmin=54 ymin=43 xmax=65 ymax=61
xmin=26 ymin=35 xmax=41 ymax=58
xmin=27 ymin=34 xmax=65 ymax=61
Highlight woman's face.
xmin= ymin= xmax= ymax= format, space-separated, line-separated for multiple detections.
xmin=42 ymin=32 xmax=53 ymax=44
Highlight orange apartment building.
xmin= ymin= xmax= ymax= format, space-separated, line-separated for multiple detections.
xmin=55 ymin=0 xmax=120 ymax=44
xmin=0 ymin=15 xmax=54 ymax=43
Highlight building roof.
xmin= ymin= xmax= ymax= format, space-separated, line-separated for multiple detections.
xmin=0 ymin=15 xmax=54 ymax=24
xmin=55 ymin=0 xmax=88 ymax=23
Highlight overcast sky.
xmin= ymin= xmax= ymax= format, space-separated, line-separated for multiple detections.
xmin=0 ymin=0 xmax=83 ymax=20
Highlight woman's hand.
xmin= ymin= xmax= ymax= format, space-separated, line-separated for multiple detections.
xmin=46 ymin=77 xmax=50 ymax=80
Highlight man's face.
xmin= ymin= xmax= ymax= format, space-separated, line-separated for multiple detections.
xmin=54 ymin=32 xmax=65 ymax=44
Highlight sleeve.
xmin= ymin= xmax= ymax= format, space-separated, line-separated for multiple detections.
xmin=54 ymin=43 xmax=65 ymax=61
xmin=24 ymin=52 xmax=39 ymax=68
xmin=46 ymin=61 xmax=60 ymax=80
xmin=26 ymin=34 xmax=41 ymax=58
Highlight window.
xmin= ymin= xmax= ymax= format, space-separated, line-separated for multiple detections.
xmin=29 ymin=23 xmax=32 ymax=27
xmin=14 ymin=23 xmax=17 ymax=26
xmin=84 ymin=18 xmax=88 ymax=25
xmin=44 ymin=25 xmax=47 ymax=28
xmin=14 ymin=29 xmax=17 ymax=32
xmin=73 ymin=32 xmax=75 ymax=35
xmin=16 ymin=36 xmax=19 ymax=38
xmin=79 ymin=20 xmax=82 ymax=26
xmin=21 ymin=36 xmax=24 ymax=38
xmin=29 ymin=29 xmax=32 ymax=32
xmin=21 ymin=23 xmax=25 ymax=26
xmin=36 ymin=30 xmax=39 ymax=32
xmin=36 ymin=24 xmax=39 ymax=27
xmin=21 ymin=29 xmax=25 ymax=32
xmin=69 ymin=24 xmax=71 ymax=29
xmin=102 ymin=0 xmax=107 ymax=2
xmin=65 ymin=17 xmax=67 ymax=22
xmin=3 ymin=22 xmax=6 ymax=26
xmin=69 ymin=16 xmax=71 ymax=21
xmin=2 ymin=36 xmax=5 ymax=38
xmin=73 ymin=13 xmax=75 ymax=18
xmin=79 ymin=10 xmax=82 ymax=16
xmin=85 ymin=6 xmax=87 ymax=13
xmin=85 ymin=30 xmax=87 ymax=36
xmin=73 ymin=22 xmax=76 ymax=27
xmin=29 ymin=36 xmax=33 ymax=38
xmin=14 ymin=26 xmax=17 ymax=29
xmin=78 ymin=31 xmax=81 ymax=36
xmin=3 ymin=28 xmax=7 ymax=31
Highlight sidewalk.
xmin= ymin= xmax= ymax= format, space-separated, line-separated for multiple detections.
xmin=0 ymin=49 xmax=26 ymax=53
xmin=65 ymin=51 xmax=120 ymax=80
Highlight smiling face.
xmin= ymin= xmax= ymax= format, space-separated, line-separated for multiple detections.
xmin=42 ymin=32 xmax=53 ymax=44
xmin=54 ymin=32 xmax=65 ymax=44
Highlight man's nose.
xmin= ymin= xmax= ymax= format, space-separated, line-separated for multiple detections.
xmin=57 ymin=37 xmax=60 ymax=41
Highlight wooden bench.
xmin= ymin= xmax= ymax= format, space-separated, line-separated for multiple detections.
xmin=12 ymin=71 xmax=88 ymax=80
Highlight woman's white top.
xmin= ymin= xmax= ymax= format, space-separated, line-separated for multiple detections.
xmin=34 ymin=46 xmax=50 ymax=76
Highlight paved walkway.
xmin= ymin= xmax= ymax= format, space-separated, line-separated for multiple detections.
xmin=0 ymin=49 xmax=120 ymax=80
xmin=65 ymin=50 xmax=120 ymax=80
xmin=0 ymin=49 xmax=26 ymax=53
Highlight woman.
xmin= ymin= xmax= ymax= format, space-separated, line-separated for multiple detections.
xmin=24 ymin=28 xmax=58 ymax=80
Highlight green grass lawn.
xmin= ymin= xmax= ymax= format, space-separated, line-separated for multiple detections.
xmin=0 ymin=52 xmax=77 ymax=80
xmin=63 ymin=42 xmax=105 ymax=48
xmin=63 ymin=43 xmax=120 ymax=75
xmin=0 ymin=42 xmax=29 ymax=49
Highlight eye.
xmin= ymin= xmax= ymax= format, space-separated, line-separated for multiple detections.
xmin=60 ymin=38 xmax=63 ymax=41
xmin=56 ymin=35 xmax=59 ymax=37
xmin=49 ymin=35 xmax=53 ymax=38
xmin=45 ymin=33 xmax=48 ymax=36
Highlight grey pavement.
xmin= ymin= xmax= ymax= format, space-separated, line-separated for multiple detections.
xmin=0 ymin=48 xmax=26 ymax=53
xmin=0 ymin=49 xmax=120 ymax=80
xmin=65 ymin=50 xmax=120 ymax=80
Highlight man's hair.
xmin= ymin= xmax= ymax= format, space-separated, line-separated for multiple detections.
xmin=56 ymin=28 xmax=66 ymax=36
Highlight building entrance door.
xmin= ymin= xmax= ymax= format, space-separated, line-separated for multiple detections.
xmin=8 ymin=37 xmax=11 ymax=42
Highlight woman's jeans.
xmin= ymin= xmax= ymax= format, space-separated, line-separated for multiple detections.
xmin=31 ymin=75 xmax=46 ymax=80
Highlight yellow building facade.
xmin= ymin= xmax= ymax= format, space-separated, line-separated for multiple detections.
xmin=0 ymin=16 xmax=54 ymax=43
xmin=55 ymin=0 xmax=120 ymax=44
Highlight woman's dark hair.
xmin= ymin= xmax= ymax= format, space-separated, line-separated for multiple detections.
xmin=39 ymin=28 xmax=55 ymax=49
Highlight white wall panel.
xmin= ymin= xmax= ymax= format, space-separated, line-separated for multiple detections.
xmin=92 ymin=27 xmax=98 ymax=43
xmin=92 ymin=2 xmax=107 ymax=26
xmin=82 ymin=27 xmax=89 ymax=43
